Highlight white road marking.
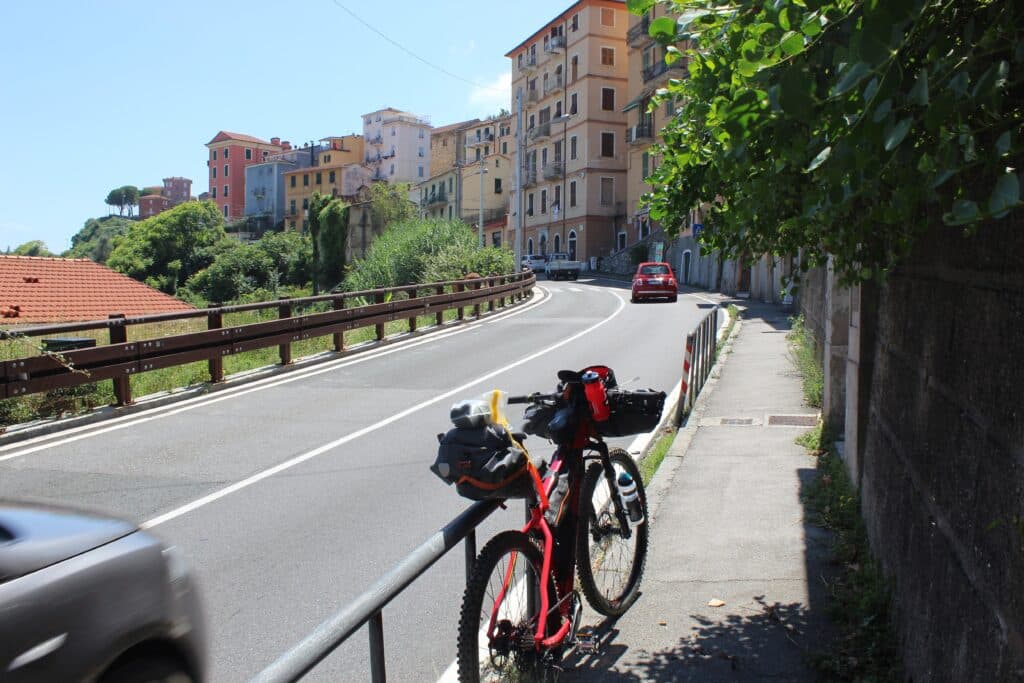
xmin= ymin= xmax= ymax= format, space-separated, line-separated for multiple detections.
xmin=0 ymin=288 xmax=553 ymax=462
xmin=569 ymin=287 xmax=583 ymax=292
xmin=140 ymin=289 xmax=627 ymax=529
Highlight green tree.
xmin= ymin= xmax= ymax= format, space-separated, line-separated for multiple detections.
xmin=65 ymin=216 xmax=133 ymax=263
xmin=368 ymin=182 xmax=416 ymax=230
xmin=635 ymin=0 xmax=1023 ymax=284
xmin=105 ymin=187 xmax=126 ymax=216
xmin=257 ymin=229 xmax=312 ymax=287
xmin=107 ymin=200 xmax=226 ymax=293
xmin=13 ymin=240 xmax=55 ymax=257
xmin=318 ymin=198 xmax=350 ymax=290
xmin=306 ymin=192 xmax=333 ymax=294
xmin=120 ymin=186 xmax=140 ymax=218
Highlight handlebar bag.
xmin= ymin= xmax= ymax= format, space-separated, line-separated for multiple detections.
xmin=430 ymin=423 xmax=534 ymax=500
xmin=596 ymin=389 xmax=667 ymax=437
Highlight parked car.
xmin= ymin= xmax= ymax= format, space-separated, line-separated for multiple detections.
xmin=631 ymin=262 xmax=678 ymax=303
xmin=544 ymin=252 xmax=582 ymax=280
xmin=521 ymin=254 xmax=546 ymax=273
xmin=0 ymin=502 xmax=206 ymax=683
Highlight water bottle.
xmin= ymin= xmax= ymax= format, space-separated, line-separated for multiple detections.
xmin=582 ymin=371 xmax=611 ymax=422
xmin=617 ymin=471 xmax=644 ymax=524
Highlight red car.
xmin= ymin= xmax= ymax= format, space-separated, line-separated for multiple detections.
xmin=631 ymin=262 xmax=678 ymax=303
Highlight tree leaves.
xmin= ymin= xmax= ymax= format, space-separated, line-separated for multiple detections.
xmin=989 ymin=173 xmax=1020 ymax=216
xmin=884 ymin=119 xmax=912 ymax=151
xmin=832 ymin=62 xmax=870 ymax=97
xmin=806 ymin=146 xmax=832 ymax=172
xmin=650 ymin=16 xmax=678 ymax=42
xmin=908 ymin=70 xmax=929 ymax=106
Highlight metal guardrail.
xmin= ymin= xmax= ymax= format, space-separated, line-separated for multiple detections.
xmin=675 ymin=306 xmax=720 ymax=423
xmin=0 ymin=273 xmax=535 ymax=404
xmin=250 ymin=498 xmax=503 ymax=683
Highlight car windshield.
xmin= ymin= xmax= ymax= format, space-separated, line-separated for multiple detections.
xmin=639 ymin=265 xmax=670 ymax=276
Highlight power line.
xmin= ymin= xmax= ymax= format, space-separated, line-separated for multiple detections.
xmin=328 ymin=0 xmax=507 ymax=94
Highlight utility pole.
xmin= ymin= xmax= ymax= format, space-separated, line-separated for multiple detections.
xmin=479 ymin=157 xmax=485 ymax=247
xmin=513 ymin=87 xmax=524 ymax=268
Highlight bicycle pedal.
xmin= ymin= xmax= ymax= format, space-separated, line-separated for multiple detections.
xmin=573 ymin=631 xmax=601 ymax=655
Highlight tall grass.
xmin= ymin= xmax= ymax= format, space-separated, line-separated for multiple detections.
xmin=786 ymin=314 xmax=824 ymax=408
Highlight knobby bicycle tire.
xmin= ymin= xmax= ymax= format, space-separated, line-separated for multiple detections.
xmin=457 ymin=530 xmax=561 ymax=683
xmin=576 ymin=447 xmax=649 ymax=617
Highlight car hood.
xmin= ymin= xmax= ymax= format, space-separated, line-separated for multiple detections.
xmin=0 ymin=502 xmax=136 ymax=583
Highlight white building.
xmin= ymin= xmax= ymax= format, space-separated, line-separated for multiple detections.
xmin=362 ymin=108 xmax=432 ymax=185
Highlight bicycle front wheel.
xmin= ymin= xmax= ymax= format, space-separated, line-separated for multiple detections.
xmin=457 ymin=530 xmax=560 ymax=683
xmin=576 ymin=447 xmax=649 ymax=616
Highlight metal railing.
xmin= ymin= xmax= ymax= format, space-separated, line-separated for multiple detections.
xmin=674 ymin=307 xmax=720 ymax=423
xmin=626 ymin=122 xmax=655 ymax=144
xmin=542 ymin=161 xmax=564 ymax=180
xmin=543 ymin=75 xmax=564 ymax=97
xmin=529 ymin=122 xmax=551 ymax=142
xmin=627 ymin=15 xmax=651 ymax=46
xmin=642 ymin=58 xmax=688 ymax=83
xmin=1 ymin=274 xmax=535 ymax=404
xmin=250 ymin=498 xmax=502 ymax=682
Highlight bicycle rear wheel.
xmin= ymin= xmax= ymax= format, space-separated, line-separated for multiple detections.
xmin=576 ymin=448 xmax=649 ymax=616
xmin=457 ymin=530 xmax=561 ymax=682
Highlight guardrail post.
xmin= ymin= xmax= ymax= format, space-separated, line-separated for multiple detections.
xmin=435 ymin=285 xmax=445 ymax=326
xmin=108 ymin=314 xmax=132 ymax=406
xmin=408 ymin=288 xmax=418 ymax=334
xmin=369 ymin=612 xmax=386 ymax=683
xmin=278 ymin=298 xmax=293 ymax=365
xmin=375 ymin=292 xmax=386 ymax=341
xmin=473 ymin=281 xmax=482 ymax=318
xmin=333 ymin=296 xmax=346 ymax=352
xmin=208 ymin=308 xmax=224 ymax=383
xmin=487 ymin=278 xmax=495 ymax=313
xmin=457 ymin=283 xmax=466 ymax=321
xmin=676 ymin=332 xmax=693 ymax=425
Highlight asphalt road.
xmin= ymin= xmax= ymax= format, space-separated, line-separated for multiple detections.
xmin=0 ymin=277 xmax=715 ymax=682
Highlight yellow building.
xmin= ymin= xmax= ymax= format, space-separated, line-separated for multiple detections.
xmin=283 ymin=137 xmax=371 ymax=231
xmin=624 ymin=5 xmax=692 ymax=243
xmin=507 ymin=0 xmax=629 ymax=263
xmin=429 ymin=119 xmax=479 ymax=177
xmin=461 ymin=116 xmax=513 ymax=246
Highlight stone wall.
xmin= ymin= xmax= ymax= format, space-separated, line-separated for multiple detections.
xmin=856 ymin=219 xmax=1024 ymax=680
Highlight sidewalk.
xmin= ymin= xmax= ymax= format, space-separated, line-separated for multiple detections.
xmin=565 ymin=300 xmax=834 ymax=682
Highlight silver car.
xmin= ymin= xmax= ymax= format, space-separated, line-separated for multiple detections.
xmin=0 ymin=502 xmax=205 ymax=682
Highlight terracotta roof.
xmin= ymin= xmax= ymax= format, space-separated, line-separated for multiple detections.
xmin=432 ymin=119 xmax=481 ymax=135
xmin=206 ymin=131 xmax=277 ymax=146
xmin=0 ymin=255 xmax=194 ymax=324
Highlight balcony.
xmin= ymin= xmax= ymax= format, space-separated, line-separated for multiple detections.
xmin=626 ymin=123 xmax=655 ymax=145
xmin=529 ymin=122 xmax=551 ymax=142
xmin=368 ymin=135 xmax=384 ymax=145
xmin=527 ymin=88 xmax=540 ymax=104
xmin=423 ymin=189 xmax=448 ymax=206
xmin=627 ymin=15 xmax=651 ymax=46
xmin=522 ymin=168 xmax=538 ymax=187
xmin=545 ymin=35 xmax=566 ymax=53
xmin=542 ymin=161 xmax=564 ymax=180
xmin=642 ymin=58 xmax=688 ymax=83
xmin=520 ymin=54 xmax=538 ymax=72
xmin=466 ymin=132 xmax=495 ymax=148
xmin=543 ymin=75 xmax=564 ymax=97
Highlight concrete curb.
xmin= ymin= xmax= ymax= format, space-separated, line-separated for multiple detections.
xmin=644 ymin=307 xmax=743 ymax=523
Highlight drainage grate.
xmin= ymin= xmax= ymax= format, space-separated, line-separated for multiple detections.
xmin=720 ymin=418 xmax=755 ymax=425
xmin=767 ymin=414 xmax=819 ymax=426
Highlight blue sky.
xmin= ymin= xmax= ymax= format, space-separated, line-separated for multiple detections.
xmin=0 ymin=0 xmax=575 ymax=253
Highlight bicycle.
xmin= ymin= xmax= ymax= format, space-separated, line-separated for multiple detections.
xmin=444 ymin=367 xmax=664 ymax=682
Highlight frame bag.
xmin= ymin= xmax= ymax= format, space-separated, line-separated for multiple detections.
xmin=430 ymin=423 xmax=534 ymax=500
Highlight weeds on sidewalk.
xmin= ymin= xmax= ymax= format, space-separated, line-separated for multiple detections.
xmin=639 ymin=427 xmax=676 ymax=486
xmin=799 ymin=425 xmax=903 ymax=681
xmin=787 ymin=314 xmax=823 ymax=408
xmin=713 ymin=305 xmax=740 ymax=363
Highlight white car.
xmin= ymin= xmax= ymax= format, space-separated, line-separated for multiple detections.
xmin=521 ymin=254 xmax=546 ymax=272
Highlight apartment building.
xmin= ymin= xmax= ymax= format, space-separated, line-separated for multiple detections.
xmin=624 ymin=5 xmax=691 ymax=245
xmin=507 ymin=0 xmax=629 ymax=262
xmin=206 ymin=132 xmax=288 ymax=221
xmin=429 ymin=118 xmax=479 ymax=177
xmin=462 ymin=116 xmax=513 ymax=245
xmin=419 ymin=168 xmax=458 ymax=220
xmin=362 ymin=108 xmax=431 ymax=184
xmin=282 ymin=163 xmax=372 ymax=231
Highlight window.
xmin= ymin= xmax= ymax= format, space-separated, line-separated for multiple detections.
xmin=315 ymin=172 xmax=322 ymax=184
xmin=570 ymin=92 xmax=578 ymax=115
xmin=571 ymin=13 xmax=579 ymax=31
xmin=527 ymin=193 xmax=535 ymax=215
xmin=494 ymin=178 xmax=502 ymax=193
xmin=554 ymin=186 xmax=561 ymax=213
xmin=541 ymin=190 xmax=547 ymax=214
xmin=642 ymin=152 xmax=649 ymax=178
xmin=419 ymin=146 xmax=425 ymax=157
xmin=492 ymin=231 xmax=502 ymax=248
xmin=502 ymin=142 xmax=508 ymax=154
xmin=601 ymin=7 xmax=614 ymax=26
xmin=554 ymin=140 xmax=562 ymax=162
xmin=568 ymin=230 xmax=577 ymax=260
xmin=541 ymin=148 xmax=548 ymax=166
xmin=484 ymin=145 xmax=489 ymax=156
xmin=223 ymin=205 xmax=229 ymax=217
xmin=212 ymin=167 xmax=216 ymax=179
xmin=418 ymin=166 xmax=424 ymax=178
xmin=571 ymin=56 xmax=578 ymax=82
xmin=212 ymin=150 xmax=217 ymax=160
xmin=528 ymin=238 xmax=534 ymax=254
xmin=419 ymin=129 xmax=425 ymax=138
xmin=554 ymin=234 xmax=561 ymax=252
xmin=555 ymin=101 xmax=562 ymax=118
xmin=570 ymin=136 xmax=578 ymax=160
xmin=223 ymin=185 xmax=229 ymax=197
xmin=324 ymin=154 xmax=331 ymax=163
xmin=245 ymin=148 xmax=252 ymax=160
xmin=290 ymin=220 xmax=296 ymax=230
xmin=602 ymin=87 xmax=615 ymax=110
xmin=290 ymin=176 xmax=296 ymax=188
xmin=263 ymin=150 xmax=269 ymax=159
xmin=518 ymin=53 xmax=523 ymax=69
xmin=390 ymin=164 xmax=395 ymax=175
xmin=303 ymin=174 xmax=309 ymax=186
xmin=529 ymin=114 xmax=536 ymax=130
xmin=601 ymin=132 xmax=615 ymax=157
xmin=601 ymin=177 xmax=614 ymax=205
xmin=224 ymin=165 xmax=229 ymax=177
xmin=290 ymin=199 xmax=296 ymax=215
xmin=569 ymin=181 xmax=577 ymax=207
xmin=475 ymin=148 xmax=481 ymax=161
xmin=211 ymin=187 xmax=217 ymax=199
xmin=329 ymin=171 xmax=336 ymax=183
xmin=617 ymin=231 xmax=627 ymax=250
xmin=601 ymin=48 xmax=615 ymax=66
xmin=449 ymin=178 xmax=453 ymax=192
xmin=449 ymin=206 xmax=453 ymax=219
xmin=391 ymin=128 xmax=396 ymax=136
xmin=302 ymin=198 xmax=309 ymax=210
xmin=224 ymin=149 xmax=230 ymax=159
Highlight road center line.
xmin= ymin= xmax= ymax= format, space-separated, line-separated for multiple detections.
xmin=1 ymin=287 xmax=553 ymax=462
xmin=141 ymin=289 xmax=625 ymax=529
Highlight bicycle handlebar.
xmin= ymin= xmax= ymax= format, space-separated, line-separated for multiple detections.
xmin=507 ymin=392 xmax=561 ymax=405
